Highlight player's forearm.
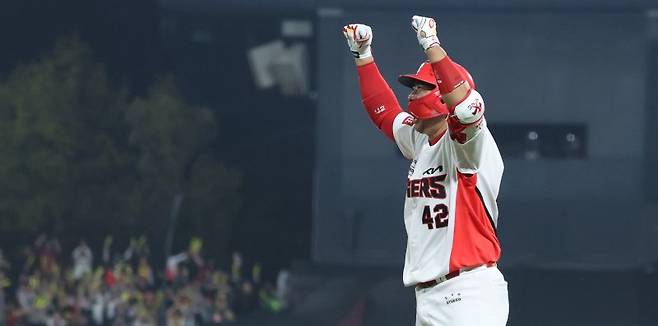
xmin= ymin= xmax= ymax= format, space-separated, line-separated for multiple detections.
xmin=343 ymin=24 xmax=398 ymax=140
xmin=425 ymin=45 xmax=447 ymax=62
xmin=357 ymin=60 xmax=391 ymax=99
xmin=355 ymin=56 xmax=374 ymax=67
xmin=411 ymin=16 xmax=470 ymax=108
xmin=425 ymin=46 xmax=470 ymax=107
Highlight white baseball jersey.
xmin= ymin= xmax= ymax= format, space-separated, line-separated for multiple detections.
xmin=392 ymin=90 xmax=504 ymax=287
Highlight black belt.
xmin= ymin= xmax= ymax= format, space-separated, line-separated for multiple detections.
xmin=415 ymin=262 xmax=496 ymax=289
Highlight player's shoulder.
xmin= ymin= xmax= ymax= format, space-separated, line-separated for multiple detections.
xmin=392 ymin=112 xmax=427 ymax=159
xmin=393 ymin=111 xmax=415 ymax=126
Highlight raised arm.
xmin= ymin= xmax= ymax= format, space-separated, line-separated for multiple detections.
xmin=411 ymin=15 xmax=496 ymax=173
xmin=411 ymin=16 xmax=471 ymax=107
xmin=411 ymin=15 xmax=485 ymax=144
xmin=342 ymin=24 xmax=404 ymax=142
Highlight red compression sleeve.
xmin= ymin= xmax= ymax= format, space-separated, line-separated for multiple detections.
xmin=431 ymin=56 xmax=466 ymax=95
xmin=357 ymin=62 xmax=403 ymax=141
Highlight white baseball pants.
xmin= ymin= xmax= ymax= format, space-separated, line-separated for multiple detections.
xmin=415 ymin=265 xmax=509 ymax=326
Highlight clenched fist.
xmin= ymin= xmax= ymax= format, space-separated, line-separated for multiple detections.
xmin=342 ymin=24 xmax=373 ymax=59
xmin=411 ymin=15 xmax=440 ymax=51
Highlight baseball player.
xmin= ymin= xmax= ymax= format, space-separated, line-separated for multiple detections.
xmin=342 ymin=15 xmax=508 ymax=325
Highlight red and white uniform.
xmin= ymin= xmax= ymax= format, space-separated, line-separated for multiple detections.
xmin=358 ymin=62 xmax=503 ymax=284
xmin=358 ymin=62 xmax=509 ymax=326
xmin=358 ymin=61 xmax=508 ymax=325
xmin=345 ymin=11 xmax=511 ymax=321
xmin=392 ymin=95 xmax=503 ymax=286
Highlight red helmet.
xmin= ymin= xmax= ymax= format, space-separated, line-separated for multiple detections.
xmin=398 ymin=61 xmax=437 ymax=90
xmin=398 ymin=61 xmax=475 ymax=91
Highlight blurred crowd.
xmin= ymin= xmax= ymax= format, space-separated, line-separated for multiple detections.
xmin=0 ymin=235 xmax=289 ymax=325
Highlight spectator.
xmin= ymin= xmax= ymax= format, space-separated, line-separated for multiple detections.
xmin=230 ymin=252 xmax=242 ymax=284
xmin=137 ymin=257 xmax=154 ymax=289
xmin=72 ymin=240 xmax=93 ymax=281
xmin=4 ymin=235 xmax=279 ymax=325
xmin=166 ymin=252 xmax=189 ymax=284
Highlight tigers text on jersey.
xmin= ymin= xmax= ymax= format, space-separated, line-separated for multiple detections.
xmin=392 ymin=90 xmax=504 ymax=287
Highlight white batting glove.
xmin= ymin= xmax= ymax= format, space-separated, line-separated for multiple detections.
xmin=342 ymin=24 xmax=373 ymax=59
xmin=411 ymin=15 xmax=440 ymax=51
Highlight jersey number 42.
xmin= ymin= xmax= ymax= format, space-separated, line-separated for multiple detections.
xmin=421 ymin=204 xmax=449 ymax=229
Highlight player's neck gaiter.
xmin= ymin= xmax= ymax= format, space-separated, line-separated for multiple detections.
xmin=407 ymin=91 xmax=449 ymax=120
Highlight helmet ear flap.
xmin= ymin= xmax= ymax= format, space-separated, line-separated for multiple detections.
xmin=433 ymin=92 xmax=450 ymax=117
xmin=407 ymin=91 xmax=449 ymax=120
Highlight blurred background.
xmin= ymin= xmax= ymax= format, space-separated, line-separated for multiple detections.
xmin=0 ymin=0 xmax=656 ymax=325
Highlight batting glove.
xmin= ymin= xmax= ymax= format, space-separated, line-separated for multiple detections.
xmin=342 ymin=24 xmax=373 ymax=59
xmin=411 ymin=15 xmax=440 ymax=51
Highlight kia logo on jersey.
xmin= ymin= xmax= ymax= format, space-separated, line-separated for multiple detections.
xmin=423 ymin=165 xmax=443 ymax=175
